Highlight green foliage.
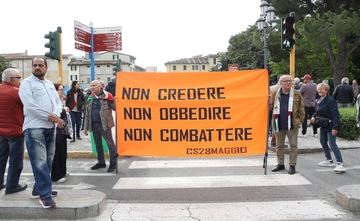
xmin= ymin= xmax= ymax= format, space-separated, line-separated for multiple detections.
xmin=338 ymin=107 xmax=360 ymax=140
xmin=0 ymin=55 xmax=13 ymax=83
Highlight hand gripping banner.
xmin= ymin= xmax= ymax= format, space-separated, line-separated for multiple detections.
xmin=116 ymin=70 xmax=269 ymax=157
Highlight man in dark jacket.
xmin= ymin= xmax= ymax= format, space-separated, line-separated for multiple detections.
xmin=333 ymin=77 xmax=354 ymax=108
xmin=105 ymin=76 xmax=116 ymax=97
xmin=0 ymin=68 xmax=27 ymax=194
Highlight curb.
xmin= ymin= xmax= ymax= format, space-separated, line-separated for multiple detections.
xmin=336 ymin=184 xmax=360 ymax=212
xmin=0 ymin=190 xmax=107 ymax=220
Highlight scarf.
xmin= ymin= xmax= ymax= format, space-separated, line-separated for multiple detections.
xmin=273 ymin=88 xmax=294 ymax=132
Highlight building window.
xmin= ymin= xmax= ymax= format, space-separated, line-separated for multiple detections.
xmin=87 ymin=78 xmax=90 ymax=83
xmin=113 ymin=55 xmax=119 ymax=60
xmin=183 ymin=65 xmax=187 ymax=70
xmin=71 ymin=66 xmax=77 ymax=71
xmin=213 ymin=58 xmax=216 ymax=65
xmin=192 ymin=65 xmax=198 ymax=70
xmin=202 ymin=65 xmax=205 ymax=70
xmin=173 ymin=65 xmax=176 ymax=71
xmin=107 ymin=65 xmax=110 ymax=67
xmin=107 ymin=77 xmax=111 ymax=82
xmin=70 ymin=75 xmax=78 ymax=81
xmin=97 ymin=65 xmax=100 ymax=68
xmin=87 ymin=66 xmax=90 ymax=68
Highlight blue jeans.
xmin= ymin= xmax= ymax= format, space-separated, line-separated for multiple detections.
xmin=24 ymin=128 xmax=55 ymax=199
xmin=70 ymin=111 xmax=82 ymax=138
xmin=319 ymin=130 xmax=343 ymax=163
xmin=0 ymin=136 xmax=24 ymax=190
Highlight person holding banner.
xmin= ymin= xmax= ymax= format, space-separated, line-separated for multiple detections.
xmin=270 ymin=75 xmax=305 ymax=175
xmin=83 ymin=80 xmax=117 ymax=172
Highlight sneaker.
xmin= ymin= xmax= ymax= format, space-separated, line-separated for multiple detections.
xmin=39 ymin=197 xmax=56 ymax=209
xmin=54 ymin=178 xmax=66 ymax=183
xmin=31 ymin=190 xmax=58 ymax=199
xmin=91 ymin=163 xmax=106 ymax=170
xmin=334 ymin=162 xmax=346 ymax=172
xmin=313 ymin=134 xmax=318 ymax=138
xmin=318 ymin=159 xmax=335 ymax=167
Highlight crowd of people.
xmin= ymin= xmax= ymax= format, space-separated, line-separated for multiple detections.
xmin=269 ymin=74 xmax=357 ymax=175
xmin=0 ymin=57 xmax=117 ymax=209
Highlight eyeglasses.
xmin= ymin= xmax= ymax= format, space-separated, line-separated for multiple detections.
xmin=281 ymin=80 xmax=292 ymax=83
xmin=32 ymin=64 xmax=45 ymax=67
xmin=11 ymin=76 xmax=21 ymax=79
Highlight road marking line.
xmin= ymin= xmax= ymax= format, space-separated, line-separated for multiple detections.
xmin=129 ymin=158 xmax=278 ymax=169
xmin=113 ymin=174 xmax=311 ymax=189
xmin=20 ymin=173 xmax=114 ymax=176
xmin=114 ymin=200 xmax=346 ymax=220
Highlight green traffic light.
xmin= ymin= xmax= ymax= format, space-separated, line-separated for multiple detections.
xmin=44 ymin=28 xmax=61 ymax=61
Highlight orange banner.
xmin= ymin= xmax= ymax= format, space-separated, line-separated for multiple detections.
xmin=116 ymin=70 xmax=269 ymax=157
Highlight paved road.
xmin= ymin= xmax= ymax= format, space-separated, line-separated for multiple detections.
xmin=7 ymin=148 xmax=360 ymax=221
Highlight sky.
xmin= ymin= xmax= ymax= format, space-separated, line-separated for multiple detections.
xmin=1 ymin=0 xmax=262 ymax=72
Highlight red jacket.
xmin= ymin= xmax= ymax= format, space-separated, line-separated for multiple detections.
xmin=0 ymin=82 xmax=24 ymax=137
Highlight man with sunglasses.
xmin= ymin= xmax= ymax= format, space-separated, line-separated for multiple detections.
xmin=19 ymin=57 xmax=64 ymax=209
xmin=0 ymin=68 xmax=27 ymax=195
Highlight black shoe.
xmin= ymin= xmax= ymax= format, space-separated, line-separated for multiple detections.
xmin=107 ymin=163 xmax=116 ymax=172
xmin=288 ymin=165 xmax=296 ymax=175
xmin=70 ymin=139 xmax=75 ymax=143
xmin=271 ymin=164 xmax=285 ymax=172
xmin=91 ymin=163 xmax=106 ymax=170
xmin=77 ymin=137 xmax=82 ymax=140
xmin=0 ymin=184 xmax=5 ymax=191
xmin=5 ymin=183 xmax=27 ymax=194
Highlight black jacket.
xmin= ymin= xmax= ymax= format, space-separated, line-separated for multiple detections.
xmin=333 ymin=83 xmax=354 ymax=104
xmin=105 ymin=81 xmax=116 ymax=97
xmin=66 ymin=89 xmax=85 ymax=111
xmin=313 ymin=95 xmax=341 ymax=132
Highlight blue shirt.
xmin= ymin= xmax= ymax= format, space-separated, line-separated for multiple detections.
xmin=19 ymin=75 xmax=63 ymax=131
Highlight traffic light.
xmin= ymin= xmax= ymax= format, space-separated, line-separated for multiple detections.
xmin=281 ymin=13 xmax=295 ymax=51
xmin=113 ymin=59 xmax=121 ymax=75
xmin=44 ymin=27 xmax=61 ymax=61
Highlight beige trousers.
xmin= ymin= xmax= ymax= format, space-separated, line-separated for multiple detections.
xmin=275 ymin=127 xmax=298 ymax=166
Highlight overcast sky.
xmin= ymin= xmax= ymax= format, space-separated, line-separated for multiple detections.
xmin=1 ymin=0 xmax=262 ymax=72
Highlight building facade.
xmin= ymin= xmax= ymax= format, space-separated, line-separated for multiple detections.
xmin=67 ymin=51 xmax=143 ymax=89
xmin=164 ymin=52 xmax=225 ymax=72
xmin=1 ymin=51 xmax=73 ymax=86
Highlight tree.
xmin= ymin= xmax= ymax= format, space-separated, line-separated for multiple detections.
xmin=272 ymin=0 xmax=360 ymax=86
xmin=0 ymin=55 xmax=13 ymax=83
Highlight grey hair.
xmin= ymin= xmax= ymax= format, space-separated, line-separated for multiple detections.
xmin=341 ymin=77 xmax=349 ymax=84
xmin=2 ymin=68 xmax=20 ymax=82
xmin=279 ymin=75 xmax=291 ymax=82
xmin=317 ymin=82 xmax=330 ymax=91
xmin=294 ymin=77 xmax=300 ymax=83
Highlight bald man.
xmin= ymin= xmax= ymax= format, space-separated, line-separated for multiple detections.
xmin=0 ymin=68 xmax=26 ymax=195
xmin=83 ymin=80 xmax=117 ymax=172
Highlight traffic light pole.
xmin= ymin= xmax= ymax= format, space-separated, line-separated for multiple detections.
xmin=289 ymin=13 xmax=295 ymax=80
xmin=58 ymin=27 xmax=63 ymax=84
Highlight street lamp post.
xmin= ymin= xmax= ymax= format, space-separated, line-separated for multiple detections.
xmin=256 ymin=1 xmax=275 ymax=69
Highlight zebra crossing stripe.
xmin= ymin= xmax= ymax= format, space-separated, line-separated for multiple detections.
xmin=113 ymin=174 xmax=311 ymax=189
xmin=129 ymin=158 xmax=278 ymax=169
xmin=111 ymin=200 xmax=346 ymax=220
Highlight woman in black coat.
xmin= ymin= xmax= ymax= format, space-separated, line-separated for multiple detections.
xmin=311 ymin=82 xmax=346 ymax=172
xmin=51 ymin=84 xmax=70 ymax=182
xmin=66 ymin=81 xmax=85 ymax=142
